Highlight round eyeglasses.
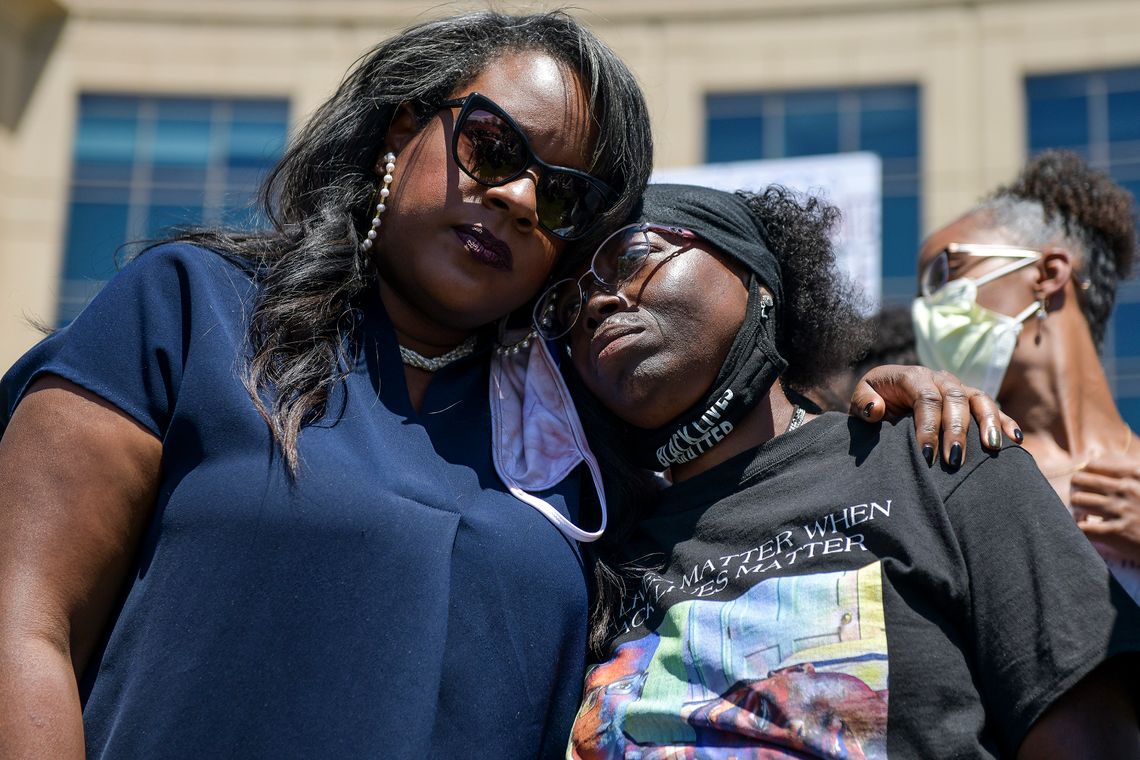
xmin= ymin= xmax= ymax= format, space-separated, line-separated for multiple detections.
xmin=919 ymin=242 xmax=1042 ymax=297
xmin=532 ymin=223 xmax=699 ymax=340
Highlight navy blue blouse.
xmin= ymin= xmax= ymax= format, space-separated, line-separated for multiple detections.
xmin=0 ymin=244 xmax=589 ymax=758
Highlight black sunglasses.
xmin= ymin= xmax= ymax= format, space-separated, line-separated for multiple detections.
xmin=438 ymin=92 xmax=618 ymax=241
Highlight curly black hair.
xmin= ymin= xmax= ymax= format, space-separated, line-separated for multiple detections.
xmin=738 ymin=186 xmax=873 ymax=392
xmin=980 ymin=150 xmax=1138 ymax=347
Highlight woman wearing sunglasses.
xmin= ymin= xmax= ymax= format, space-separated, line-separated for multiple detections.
xmin=914 ymin=150 xmax=1140 ymax=601
xmin=0 ymin=12 xmax=654 ymax=758
xmin=556 ymin=184 xmax=1140 ymax=759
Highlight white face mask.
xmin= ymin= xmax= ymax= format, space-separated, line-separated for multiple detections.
xmin=911 ymin=257 xmax=1041 ymax=399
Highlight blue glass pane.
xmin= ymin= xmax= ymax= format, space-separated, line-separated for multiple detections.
xmin=784 ymin=110 xmax=839 ymax=157
xmin=222 ymin=182 xmax=262 ymax=206
xmin=1027 ymin=93 xmax=1089 ymax=151
xmin=1026 ymin=72 xmax=1092 ymax=100
xmin=73 ymin=161 xmax=134 ymax=184
xmin=226 ymin=166 xmax=271 ymax=190
xmin=78 ymin=94 xmax=140 ymax=119
xmin=1104 ymin=67 xmax=1140 ymax=93
xmin=227 ymin=119 xmax=287 ymax=168
xmin=152 ymin=118 xmax=212 ymax=166
xmin=147 ymin=203 xmax=203 ymax=238
xmin=1117 ymin=395 xmax=1140 ymax=433
xmin=707 ymin=116 xmax=764 ymax=162
xmin=74 ymin=116 xmax=138 ymax=164
xmin=151 ymin=164 xmax=209 ymax=186
xmin=881 ymin=161 xmax=920 ymax=195
xmin=860 ymin=107 xmax=919 ymax=159
xmin=219 ymin=203 xmax=265 ymax=230
xmin=859 ymin=86 xmax=918 ymax=111
xmin=61 ymin=201 xmax=129 ymax=280
xmin=1108 ymin=89 xmax=1140 ymax=143
xmin=881 ymin=193 xmax=920 ymax=281
xmin=230 ymin=99 xmax=290 ymax=123
xmin=706 ymin=93 xmax=766 ymax=119
xmin=155 ymin=97 xmax=214 ymax=121
xmin=1114 ymin=302 xmax=1140 ymax=357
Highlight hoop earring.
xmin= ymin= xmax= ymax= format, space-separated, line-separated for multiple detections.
xmin=360 ymin=152 xmax=396 ymax=253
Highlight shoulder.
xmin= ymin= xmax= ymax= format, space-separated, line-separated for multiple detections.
xmin=1 ymin=243 xmax=259 ymax=437
xmin=109 ymin=242 xmax=258 ymax=308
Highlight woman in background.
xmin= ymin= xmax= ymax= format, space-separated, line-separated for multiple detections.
xmin=914 ymin=150 xmax=1140 ymax=595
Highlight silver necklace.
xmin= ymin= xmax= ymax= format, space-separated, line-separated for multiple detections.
xmin=785 ymin=405 xmax=805 ymax=433
xmin=399 ymin=335 xmax=478 ymax=372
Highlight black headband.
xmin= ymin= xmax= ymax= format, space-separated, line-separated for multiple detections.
xmin=635 ymin=184 xmax=783 ymax=310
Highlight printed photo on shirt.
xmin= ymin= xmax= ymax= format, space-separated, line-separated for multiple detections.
xmin=570 ymin=561 xmax=889 ymax=759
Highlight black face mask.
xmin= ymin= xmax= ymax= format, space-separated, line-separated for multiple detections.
xmin=568 ymin=275 xmax=787 ymax=472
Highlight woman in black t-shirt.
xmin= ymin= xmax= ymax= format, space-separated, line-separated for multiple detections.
xmin=539 ymin=183 xmax=1140 ymax=759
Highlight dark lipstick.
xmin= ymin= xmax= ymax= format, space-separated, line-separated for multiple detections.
xmin=454 ymin=225 xmax=513 ymax=271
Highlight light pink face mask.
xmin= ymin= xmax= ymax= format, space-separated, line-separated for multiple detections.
xmin=489 ymin=332 xmax=608 ymax=543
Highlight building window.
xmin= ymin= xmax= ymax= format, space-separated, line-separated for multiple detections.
xmin=706 ymin=85 xmax=921 ymax=306
xmin=60 ymin=94 xmax=289 ymax=324
xmin=1026 ymin=67 xmax=1140 ymax=430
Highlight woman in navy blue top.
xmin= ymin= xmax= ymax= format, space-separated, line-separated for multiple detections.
xmin=0 ymin=12 xmax=653 ymax=758
xmin=0 ymin=11 xmax=1011 ymax=759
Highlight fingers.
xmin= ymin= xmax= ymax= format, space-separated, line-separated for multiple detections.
xmin=1071 ymin=470 xmax=1125 ymax=498
xmin=1081 ymin=458 xmax=1140 ymax=479
xmin=935 ymin=373 xmax=969 ymax=467
xmin=848 ymin=383 xmax=887 ymax=424
xmin=997 ymin=410 xmax=1023 ymax=446
xmin=1070 ymin=489 xmax=1117 ymax=519
xmin=1077 ymin=517 xmax=1140 ymax=561
xmin=966 ymin=391 xmax=1005 ymax=452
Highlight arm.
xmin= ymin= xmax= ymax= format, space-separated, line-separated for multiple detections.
xmin=0 ymin=377 xmax=161 ymax=758
xmin=850 ymin=365 xmax=1021 ymax=467
xmin=1017 ymin=659 xmax=1139 ymax=759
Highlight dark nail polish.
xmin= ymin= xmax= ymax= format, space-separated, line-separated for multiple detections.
xmin=948 ymin=442 xmax=963 ymax=468
xmin=987 ymin=428 xmax=1001 ymax=449
xmin=922 ymin=444 xmax=934 ymax=466
xmin=1013 ymin=428 xmax=1024 ymax=444
xmin=863 ymin=401 xmax=875 ymax=418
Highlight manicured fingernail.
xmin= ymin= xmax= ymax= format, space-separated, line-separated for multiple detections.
xmin=948 ymin=442 xmax=963 ymax=468
xmin=862 ymin=401 xmax=874 ymax=417
xmin=922 ymin=444 xmax=935 ymax=466
xmin=1013 ymin=428 xmax=1024 ymax=444
xmin=987 ymin=427 xmax=1001 ymax=448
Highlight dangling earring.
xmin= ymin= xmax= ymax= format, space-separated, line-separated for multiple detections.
xmin=360 ymin=152 xmax=396 ymax=253
xmin=1036 ymin=295 xmax=1048 ymax=323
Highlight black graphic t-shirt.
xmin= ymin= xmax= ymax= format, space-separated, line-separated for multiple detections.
xmin=569 ymin=413 xmax=1140 ymax=759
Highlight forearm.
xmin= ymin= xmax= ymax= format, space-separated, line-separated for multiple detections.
xmin=0 ymin=636 xmax=86 ymax=759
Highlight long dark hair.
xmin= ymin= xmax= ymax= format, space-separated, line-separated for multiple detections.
xmin=165 ymin=11 xmax=652 ymax=473
xmin=581 ymin=186 xmax=872 ymax=655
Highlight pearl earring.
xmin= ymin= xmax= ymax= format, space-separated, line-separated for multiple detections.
xmin=360 ymin=152 xmax=395 ymax=253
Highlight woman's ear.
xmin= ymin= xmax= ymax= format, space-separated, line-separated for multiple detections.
xmin=1036 ymin=246 xmax=1074 ymax=299
xmin=378 ymin=103 xmax=419 ymax=173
